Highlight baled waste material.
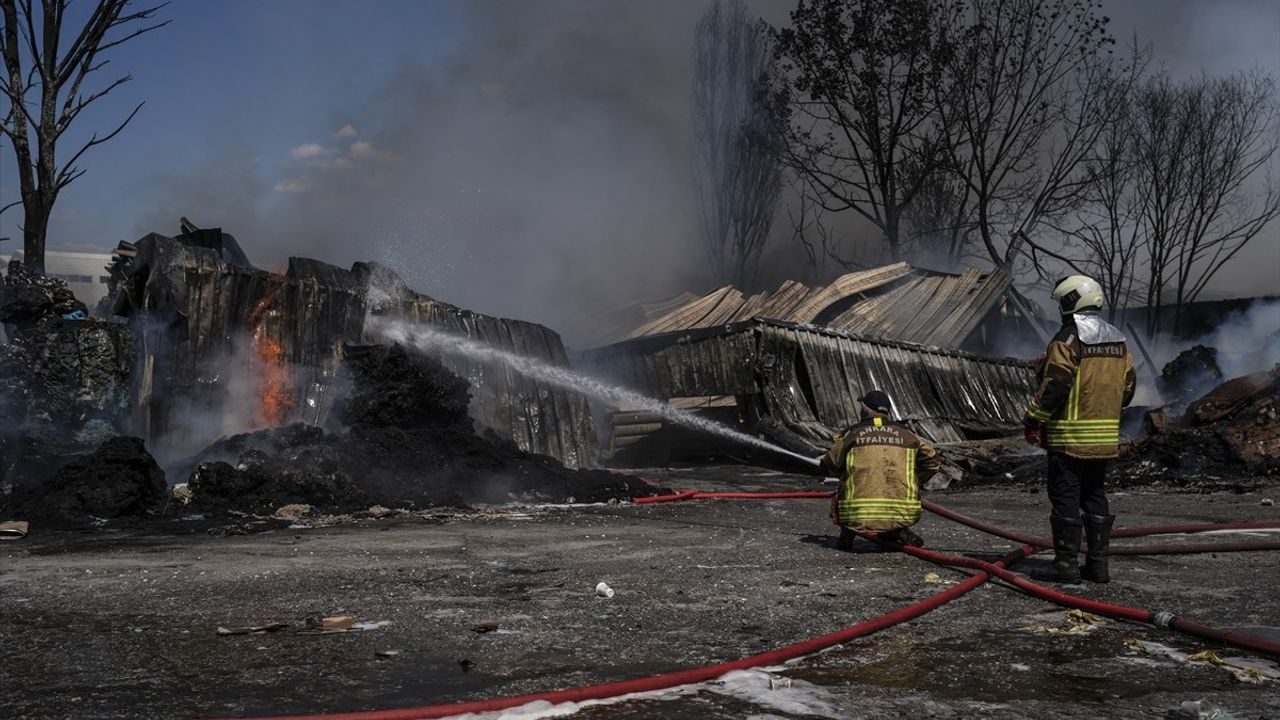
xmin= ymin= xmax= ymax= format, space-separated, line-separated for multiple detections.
xmin=1 ymin=263 xmax=134 ymax=503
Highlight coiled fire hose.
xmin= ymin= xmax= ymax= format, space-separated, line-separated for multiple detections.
xmin=228 ymin=490 xmax=1280 ymax=720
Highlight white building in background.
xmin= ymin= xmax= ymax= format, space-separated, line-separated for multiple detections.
xmin=6 ymin=249 xmax=116 ymax=310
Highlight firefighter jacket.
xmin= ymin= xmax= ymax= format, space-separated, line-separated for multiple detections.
xmin=1026 ymin=312 xmax=1136 ymax=460
xmin=820 ymin=415 xmax=941 ymax=532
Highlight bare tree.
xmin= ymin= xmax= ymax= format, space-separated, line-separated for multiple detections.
xmin=1129 ymin=70 xmax=1280 ymax=336
xmin=941 ymin=0 xmax=1140 ymax=280
xmin=772 ymin=0 xmax=962 ymax=264
xmin=692 ymin=0 xmax=783 ymax=289
xmin=898 ymin=153 xmax=976 ymax=266
xmin=1057 ymin=93 xmax=1146 ymax=323
xmin=0 ymin=0 xmax=166 ymax=274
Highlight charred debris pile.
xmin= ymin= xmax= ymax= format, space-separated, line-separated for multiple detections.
xmin=175 ymin=343 xmax=656 ymax=517
xmin=949 ymin=345 xmax=1280 ymax=491
xmin=0 ymin=234 xmax=660 ymax=530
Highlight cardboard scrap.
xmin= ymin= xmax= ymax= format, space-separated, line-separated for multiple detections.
xmin=1125 ymin=638 xmax=1279 ymax=683
xmin=1021 ymin=609 xmax=1102 ymax=636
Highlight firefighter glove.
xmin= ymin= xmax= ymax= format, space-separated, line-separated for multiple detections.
xmin=1023 ymin=414 xmax=1046 ymax=447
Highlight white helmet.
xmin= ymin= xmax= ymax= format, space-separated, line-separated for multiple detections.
xmin=1052 ymin=275 xmax=1104 ymax=315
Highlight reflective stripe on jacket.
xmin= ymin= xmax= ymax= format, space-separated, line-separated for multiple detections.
xmin=820 ymin=415 xmax=941 ymax=532
xmin=1026 ymin=313 xmax=1136 ymax=460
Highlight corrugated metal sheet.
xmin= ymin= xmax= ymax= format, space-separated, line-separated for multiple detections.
xmin=579 ymin=318 xmax=1036 ymax=451
xmin=586 ymin=262 xmax=1020 ymax=350
xmin=112 ymin=233 xmax=598 ymax=467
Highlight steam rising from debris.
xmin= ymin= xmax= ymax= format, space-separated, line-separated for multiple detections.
xmin=1182 ymin=299 xmax=1280 ymax=379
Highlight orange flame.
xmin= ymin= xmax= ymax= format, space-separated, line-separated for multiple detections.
xmin=248 ymin=274 xmax=295 ymax=428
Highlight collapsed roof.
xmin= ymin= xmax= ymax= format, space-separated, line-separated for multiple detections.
xmin=585 ymin=262 xmax=1045 ymax=352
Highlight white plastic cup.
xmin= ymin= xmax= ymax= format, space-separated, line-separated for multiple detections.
xmin=595 ymin=582 xmax=614 ymax=598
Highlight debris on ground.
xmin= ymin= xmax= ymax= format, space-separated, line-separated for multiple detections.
xmin=922 ymin=572 xmax=957 ymax=585
xmin=0 ymin=520 xmax=29 ymax=539
xmin=944 ymin=365 xmax=1280 ymax=492
xmin=471 ymin=621 xmax=500 ymax=634
xmin=1020 ymin=609 xmax=1103 ymax=636
xmin=306 ymin=616 xmax=355 ymax=632
xmin=1123 ymin=366 xmax=1280 ymax=489
xmin=1159 ymin=345 xmax=1224 ymax=407
xmin=595 ymin=582 xmax=615 ymax=598
xmin=1125 ymin=638 xmax=1280 ymax=683
xmin=271 ymin=504 xmax=317 ymax=522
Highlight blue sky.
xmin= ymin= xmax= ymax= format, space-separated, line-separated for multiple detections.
xmin=2 ymin=0 xmax=466 ymax=245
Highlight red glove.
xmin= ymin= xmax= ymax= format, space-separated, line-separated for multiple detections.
xmin=1023 ymin=415 xmax=1046 ymax=447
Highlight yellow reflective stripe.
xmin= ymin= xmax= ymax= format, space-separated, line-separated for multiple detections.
xmin=1069 ymin=371 xmax=1081 ymax=420
xmin=1026 ymin=405 xmax=1052 ymax=421
xmin=845 ymin=512 xmax=923 ymax=522
xmin=1048 ymin=429 xmax=1119 ymax=434
xmin=841 ymin=499 xmax=920 ymax=507
xmin=906 ymin=448 xmax=917 ymax=503
xmin=873 ymin=417 xmax=883 ymax=427
xmin=1048 ymin=418 xmax=1119 ymax=426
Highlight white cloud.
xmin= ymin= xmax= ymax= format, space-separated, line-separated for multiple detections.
xmin=274 ymin=177 xmax=310 ymax=193
xmin=334 ymin=124 xmax=358 ymax=139
xmin=290 ymin=143 xmax=329 ymax=160
xmin=349 ymin=140 xmax=377 ymax=159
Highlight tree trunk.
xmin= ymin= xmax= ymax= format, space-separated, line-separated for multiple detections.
xmin=22 ymin=202 xmax=49 ymax=275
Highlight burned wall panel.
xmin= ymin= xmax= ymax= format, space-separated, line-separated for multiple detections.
xmin=581 ymin=319 xmax=1036 ymax=452
xmin=111 ymin=233 xmax=597 ymax=468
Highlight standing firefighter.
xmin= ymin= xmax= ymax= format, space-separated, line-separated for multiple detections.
xmin=1024 ymin=276 xmax=1136 ymax=584
xmin=820 ymin=390 xmax=941 ymax=550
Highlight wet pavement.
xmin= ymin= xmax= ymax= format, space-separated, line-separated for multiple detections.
xmin=2 ymin=466 xmax=1279 ymax=719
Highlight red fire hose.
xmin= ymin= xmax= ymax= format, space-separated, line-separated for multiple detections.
xmin=227 ymin=489 xmax=1280 ymax=720
xmin=892 ymin=541 xmax=1280 ymax=656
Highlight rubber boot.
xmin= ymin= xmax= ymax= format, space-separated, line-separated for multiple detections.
xmin=885 ymin=527 xmax=925 ymax=547
xmin=1032 ymin=514 xmax=1082 ymax=584
xmin=836 ymin=526 xmax=855 ymax=551
xmin=1081 ymin=513 xmax=1114 ymax=583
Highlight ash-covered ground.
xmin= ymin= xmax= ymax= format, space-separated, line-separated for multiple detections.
xmin=2 ymin=467 xmax=1277 ymax=720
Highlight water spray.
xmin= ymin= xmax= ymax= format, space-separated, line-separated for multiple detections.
xmin=367 ymin=318 xmax=821 ymax=467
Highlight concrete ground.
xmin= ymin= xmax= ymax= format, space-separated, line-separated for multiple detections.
xmin=2 ymin=467 xmax=1279 ymax=720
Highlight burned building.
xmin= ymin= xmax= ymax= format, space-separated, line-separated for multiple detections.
xmin=104 ymin=226 xmax=598 ymax=468
xmin=580 ymin=263 xmax=1043 ymax=460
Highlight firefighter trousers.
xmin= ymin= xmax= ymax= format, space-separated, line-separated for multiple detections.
xmin=1047 ymin=452 xmax=1109 ymax=519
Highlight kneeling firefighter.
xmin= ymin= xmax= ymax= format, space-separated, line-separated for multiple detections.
xmin=820 ymin=390 xmax=941 ymax=549
xmin=1023 ymin=275 xmax=1136 ymax=584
